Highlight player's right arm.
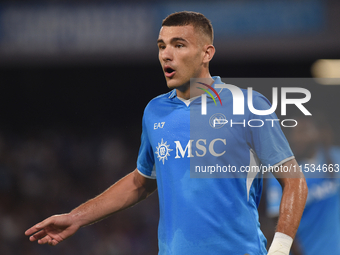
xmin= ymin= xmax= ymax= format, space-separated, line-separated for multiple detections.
xmin=24 ymin=169 xmax=157 ymax=246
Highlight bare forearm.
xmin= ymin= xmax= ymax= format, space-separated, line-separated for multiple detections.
xmin=267 ymin=160 xmax=307 ymax=255
xmin=275 ymin=160 xmax=308 ymax=238
xmin=69 ymin=169 xmax=156 ymax=228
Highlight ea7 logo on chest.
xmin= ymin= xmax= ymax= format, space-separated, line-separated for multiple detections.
xmin=154 ymin=122 xmax=165 ymax=129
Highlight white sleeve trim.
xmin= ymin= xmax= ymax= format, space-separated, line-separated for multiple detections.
xmin=272 ymin=156 xmax=295 ymax=168
xmin=137 ymin=169 xmax=156 ymax=179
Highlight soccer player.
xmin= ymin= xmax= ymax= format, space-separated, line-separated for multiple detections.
xmin=266 ymin=116 xmax=340 ymax=255
xmin=25 ymin=11 xmax=308 ymax=255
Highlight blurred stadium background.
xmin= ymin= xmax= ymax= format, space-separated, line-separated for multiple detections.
xmin=0 ymin=0 xmax=340 ymax=254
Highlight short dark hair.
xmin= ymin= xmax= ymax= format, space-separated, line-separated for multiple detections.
xmin=162 ymin=11 xmax=214 ymax=43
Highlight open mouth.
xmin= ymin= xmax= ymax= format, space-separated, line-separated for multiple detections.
xmin=165 ymin=67 xmax=175 ymax=73
xmin=164 ymin=66 xmax=176 ymax=78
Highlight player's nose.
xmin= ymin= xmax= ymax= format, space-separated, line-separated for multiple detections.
xmin=160 ymin=46 xmax=173 ymax=62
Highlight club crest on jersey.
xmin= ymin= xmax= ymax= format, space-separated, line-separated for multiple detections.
xmin=155 ymin=138 xmax=173 ymax=164
xmin=209 ymin=113 xmax=227 ymax=129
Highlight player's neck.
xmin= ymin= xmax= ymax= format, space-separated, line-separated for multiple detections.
xmin=176 ymin=74 xmax=213 ymax=100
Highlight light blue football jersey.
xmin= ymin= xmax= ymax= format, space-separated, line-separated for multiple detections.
xmin=266 ymin=147 xmax=340 ymax=255
xmin=137 ymin=76 xmax=294 ymax=255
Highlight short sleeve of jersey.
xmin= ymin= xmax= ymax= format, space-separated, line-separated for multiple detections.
xmin=137 ymin=109 xmax=156 ymax=179
xmin=246 ymin=92 xmax=294 ymax=167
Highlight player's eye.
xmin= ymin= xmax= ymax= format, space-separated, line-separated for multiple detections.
xmin=175 ymin=44 xmax=184 ymax=48
xmin=158 ymin=44 xmax=166 ymax=50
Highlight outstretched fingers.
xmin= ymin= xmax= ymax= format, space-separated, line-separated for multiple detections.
xmin=29 ymin=229 xmax=47 ymax=242
xmin=37 ymin=235 xmax=53 ymax=245
xmin=36 ymin=233 xmax=61 ymax=245
xmin=25 ymin=217 xmax=53 ymax=237
xmin=25 ymin=214 xmax=74 ymax=246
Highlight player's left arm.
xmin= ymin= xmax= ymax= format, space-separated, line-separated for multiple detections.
xmin=267 ymin=158 xmax=308 ymax=255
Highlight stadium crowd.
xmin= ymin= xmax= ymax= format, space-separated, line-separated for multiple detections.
xmin=0 ymin=128 xmax=159 ymax=255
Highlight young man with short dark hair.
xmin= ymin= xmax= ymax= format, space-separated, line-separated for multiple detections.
xmin=25 ymin=11 xmax=308 ymax=255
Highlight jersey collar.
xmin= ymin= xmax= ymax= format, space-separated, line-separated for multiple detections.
xmin=168 ymin=76 xmax=223 ymax=99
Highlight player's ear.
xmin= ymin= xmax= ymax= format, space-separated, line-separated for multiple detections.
xmin=202 ymin=44 xmax=215 ymax=64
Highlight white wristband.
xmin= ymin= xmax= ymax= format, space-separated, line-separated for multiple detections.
xmin=267 ymin=232 xmax=293 ymax=255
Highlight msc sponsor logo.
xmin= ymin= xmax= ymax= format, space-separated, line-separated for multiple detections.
xmin=155 ymin=138 xmax=227 ymax=164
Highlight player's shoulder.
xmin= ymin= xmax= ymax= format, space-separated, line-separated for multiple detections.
xmin=218 ymin=82 xmax=265 ymax=99
xmin=240 ymin=87 xmax=267 ymax=100
xmin=143 ymin=90 xmax=174 ymax=112
xmin=243 ymin=87 xmax=273 ymax=109
xmin=147 ymin=90 xmax=174 ymax=105
xmin=219 ymin=83 xmax=272 ymax=110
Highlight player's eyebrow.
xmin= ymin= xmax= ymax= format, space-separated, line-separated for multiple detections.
xmin=170 ymin=37 xmax=187 ymax=44
xmin=157 ymin=39 xmax=165 ymax=44
xmin=157 ymin=37 xmax=188 ymax=44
